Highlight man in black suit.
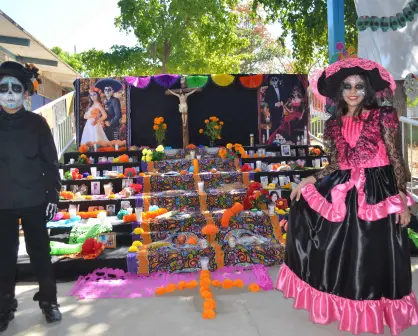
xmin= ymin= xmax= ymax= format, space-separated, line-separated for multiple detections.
xmin=95 ymin=78 xmax=122 ymax=141
xmin=264 ymin=76 xmax=284 ymax=140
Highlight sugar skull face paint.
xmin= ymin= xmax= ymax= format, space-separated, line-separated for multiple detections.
xmin=342 ymin=75 xmax=365 ymax=107
xmin=104 ymin=86 xmax=114 ymax=99
xmin=0 ymin=76 xmax=25 ymax=109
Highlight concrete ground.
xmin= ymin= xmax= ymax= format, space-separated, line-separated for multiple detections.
xmin=3 ymin=259 xmax=418 ymax=336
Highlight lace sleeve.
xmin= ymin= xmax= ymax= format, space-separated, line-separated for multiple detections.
xmin=313 ymin=139 xmax=339 ymax=180
xmin=380 ymin=107 xmax=407 ymax=193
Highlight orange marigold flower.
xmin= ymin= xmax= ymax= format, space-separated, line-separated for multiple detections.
xmin=166 ymin=283 xmax=177 ymax=293
xmin=211 ymin=280 xmax=221 ymax=287
xmin=199 ymin=129 xmax=204 ymax=134
xmin=186 ymin=280 xmax=198 ymax=288
xmin=222 ymin=279 xmax=233 ymax=289
xmin=233 ymin=279 xmax=245 ymax=288
xmin=202 ymin=309 xmax=216 ymax=319
xmin=163 ymin=123 xmax=167 ymax=130
xmin=201 ymin=290 xmax=213 ymax=299
xmin=200 ymin=270 xmax=211 ymax=277
xmin=153 ymin=125 xmax=159 ymax=130
xmin=214 ymin=125 xmax=219 ymax=129
xmin=159 ymin=117 xmax=164 ymax=123
xmin=200 ymin=278 xmax=211 ymax=287
xmin=217 ymin=136 xmax=221 ymax=140
xmin=203 ymin=299 xmax=216 ymax=310
xmin=155 ymin=287 xmax=166 ymax=295
xmin=177 ymin=281 xmax=187 ymax=290
xmin=226 ymin=143 xmax=233 ymax=149
xmin=248 ymin=283 xmax=261 ymax=292
xmin=219 ymin=121 xmax=224 ymax=125
xmin=205 ymin=120 xmax=209 ymax=124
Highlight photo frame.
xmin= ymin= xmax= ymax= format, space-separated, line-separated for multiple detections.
xmin=281 ymin=145 xmax=291 ymax=156
xmin=91 ymin=181 xmax=101 ymax=195
xmin=106 ymin=204 xmax=116 ymax=216
xmin=97 ymin=232 xmax=116 ymax=249
xmin=122 ymin=178 xmax=133 ymax=189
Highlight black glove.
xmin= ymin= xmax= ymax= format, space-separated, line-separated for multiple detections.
xmin=45 ymin=203 xmax=58 ymax=222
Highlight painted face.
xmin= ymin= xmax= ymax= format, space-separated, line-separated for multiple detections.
xmin=104 ymin=86 xmax=114 ymax=99
xmin=0 ymin=76 xmax=25 ymax=109
xmin=342 ymin=75 xmax=365 ymax=107
xmin=270 ymin=77 xmax=279 ymax=87
xmin=90 ymin=92 xmax=98 ymax=101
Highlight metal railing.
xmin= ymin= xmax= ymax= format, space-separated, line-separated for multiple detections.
xmin=33 ymin=92 xmax=75 ymax=159
xmin=400 ymin=116 xmax=418 ymax=200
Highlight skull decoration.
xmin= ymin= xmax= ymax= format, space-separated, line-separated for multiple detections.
xmin=403 ymin=6 xmax=415 ymax=21
xmin=104 ymin=86 xmax=114 ymax=99
xmin=380 ymin=17 xmax=390 ymax=32
xmin=396 ymin=13 xmax=407 ymax=28
xmin=0 ymin=76 xmax=25 ymax=109
xmin=370 ymin=16 xmax=380 ymax=31
xmin=269 ymin=76 xmax=279 ymax=88
xmin=390 ymin=16 xmax=399 ymax=31
xmin=356 ymin=16 xmax=370 ymax=31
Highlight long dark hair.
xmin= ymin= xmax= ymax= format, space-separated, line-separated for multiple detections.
xmin=88 ymin=91 xmax=103 ymax=108
xmin=334 ymin=73 xmax=379 ymax=125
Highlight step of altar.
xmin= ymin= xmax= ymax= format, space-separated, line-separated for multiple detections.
xmin=140 ymin=189 xmax=247 ymax=212
xmin=139 ymin=171 xmax=252 ymax=193
xmin=142 ymin=157 xmax=239 ymax=174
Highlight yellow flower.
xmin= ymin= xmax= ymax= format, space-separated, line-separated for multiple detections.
xmin=132 ymin=240 xmax=143 ymax=247
xmin=147 ymin=149 xmax=153 ymax=155
xmin=128 ymin=246 xmax=139 ymax=253
xmin=226 ymin=143 xmax=233 ymax=149
xmin=142 ymin=156 xmax=146 ymax=161
xmin=146 ymin=155 xmax=152 ymax=162
xmin=133 ymin=228 xmax=144 ymax=234
xmin=156 ymin=145 xmax=164 ymax=152
xmin=142 ymin=148 xmax=148 ymax=155
xmin=205 ymin=119 xmax=209 ymax=124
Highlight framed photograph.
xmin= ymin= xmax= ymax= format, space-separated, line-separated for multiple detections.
xmin=321 ymin=157 xmax=329 ymax=166
xmin=120 ymin=201 xmax=131 ymax=210
xmin=60 ymin=185 xmax=67 ymax=192
xmin=70 ymin=185 xmax=79 ymax=194
xmin=270 ymin=190 xmax=282 ymax=203
xmin=91 ymin=181 xmax=101 ymax=195
xmin=122 ymin=178 xmax=133 ymax=189
xmin=97 ymin=232 xmax=116 ymax=249
xmin=88 ymin=206 xmax=105 ymax=212
xmin=281 ymin=145 xmax=291 ymax=156
xmin=293 ymin=175 xmax=301 ymax=184
xmin=106 ymin=204 xmax=116 ymax=216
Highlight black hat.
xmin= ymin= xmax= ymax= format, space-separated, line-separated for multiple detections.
xmin=94 ymin=78 xmax=123 ymax=92
xmin=0 ymin=61 xmax=41 ymax=95
xmin=317 ymin=58 xmax=396 ymax=98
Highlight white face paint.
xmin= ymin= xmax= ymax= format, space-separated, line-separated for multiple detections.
xmin=0 ymin=76 xmax=25 ymax=109
xmin=104 ymin=86 xmax=114 ymax=99
xmin=342 ymin=75 xmax=365 ymax=107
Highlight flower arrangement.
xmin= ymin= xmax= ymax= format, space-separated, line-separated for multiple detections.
xmin=243 ymin=182 xmax=270 ymax=210
xmin=76 ymin=154 xmax=90 ymax=164
xmin=124 ymin=168 xmax=137 ymax=177
xmin=153 ymin=117 xmax=167 ymax=145
xmin=142 ymin=208 xmax=168 ymax=220
xmin=308 ymin=147 xmax=322 ymax=156
xmin=186 ymin=144 xmax=197 ymax=150
xmin=219 ymin=143 xmax=246 ymax=159
xmin=199 ymin=116 xmax=223 ymax=146
xmin=80 ymin=140 xmax=127 ymax=153
xmin=142 ymin=145 xmax=165 ymax=162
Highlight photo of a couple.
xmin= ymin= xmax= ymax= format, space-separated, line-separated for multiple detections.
xmin=79 ymin=78 xmax=127 ymax=145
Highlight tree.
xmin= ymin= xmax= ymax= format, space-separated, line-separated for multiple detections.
xmin=252 ymin=0 xmax=358 ymax=73
xmin=51 ymin=47 xmax=85 ymax=73
xmin=236 ymin=3 xmax=294 ymax=73
xmin=115 ymin=0 xmax=247 ymax=74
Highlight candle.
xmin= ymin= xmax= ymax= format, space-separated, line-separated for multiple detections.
xmin=90 ymin=167 xmax=97 ymax=178
xmin=115 ymin=144 xmax=119 ymax=151
xmin=59 ymin=169 xmax=64 ymax=180
xmin=69 ymin=158 xmax=75 ymax=164
xmin=127 ymin=207 xmax=133 ymax=215
xmin=256 ymin=161 xmax=262 ymax=170
xmin=198 ymin=181 xmax=204 ymax=193
xmin=135 ymin=207 xmax=143 ymax=222
xmin=200 ymin=257 xmax=209 ymax=270
xmin=94 ymin=143 xmax=98 ymax=151
xmin=190 ymin=151 xmax=195 ymax=159
xmin=268 ymin=203 xmax=275 ymax=215
xmin=196 ymin=155 xmax=201 ymax=160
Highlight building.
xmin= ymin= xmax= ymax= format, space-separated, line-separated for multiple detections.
xmin=0 ymin=10 xmax=79 ymax=110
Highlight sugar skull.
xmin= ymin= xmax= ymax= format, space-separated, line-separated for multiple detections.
xmin=0 ymin=76 xmax=25 ymax=109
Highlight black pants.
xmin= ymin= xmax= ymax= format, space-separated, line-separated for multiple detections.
xmin=0 ymin=204 xmax=56 ymax=302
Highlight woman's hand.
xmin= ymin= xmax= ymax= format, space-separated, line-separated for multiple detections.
xmin=290 ymin=176 xmax=316 ymax=201
xmin=396 ymin=191 xmax=411 ymax=226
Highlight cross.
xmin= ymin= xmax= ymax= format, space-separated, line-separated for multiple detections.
xmin=166 ymin=85 xmax=201 ymax=148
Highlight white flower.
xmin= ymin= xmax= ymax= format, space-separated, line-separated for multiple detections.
xmin=156 ymin=145 xmax=164 ymax=152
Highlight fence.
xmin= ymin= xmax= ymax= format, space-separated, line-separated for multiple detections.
xmin=33 ymin=91 xmax=75 ymax=159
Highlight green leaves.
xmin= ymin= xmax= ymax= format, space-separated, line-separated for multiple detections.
xmin=254 ymin=0 xmax=358 ymax=73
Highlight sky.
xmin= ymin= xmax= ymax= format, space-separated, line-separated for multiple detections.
xmin=1 ymin=0 xmax=283 ymax=54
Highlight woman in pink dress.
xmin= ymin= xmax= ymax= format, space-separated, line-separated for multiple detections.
xmin=276 ymin=58 xmax=418 ymax=335
xmin=278 ymin=86 xmax=305 ymax=136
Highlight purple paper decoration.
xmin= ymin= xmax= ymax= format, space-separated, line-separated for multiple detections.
xmin=125 ymin=76 xmax=152 ymax=89
xmin=153 ymin=74 xmax=181 ymax=88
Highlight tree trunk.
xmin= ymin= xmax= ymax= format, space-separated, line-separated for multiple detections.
xmin=161 ymin=39 xmax=170 ymax=74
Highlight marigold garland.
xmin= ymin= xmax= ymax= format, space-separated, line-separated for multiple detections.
xmin=201 ymin=224 xmax=219 ymax=235
xmin=142 ymin=208 xmax=168 ymax=220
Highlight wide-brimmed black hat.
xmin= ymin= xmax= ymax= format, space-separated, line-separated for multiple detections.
xmin=317 ymin=58 xmax=396 ymax=98
xmin=0 ymin=61 xmax=41 ymax=95
xmin=94 ymin=78 xmax=123 ymax=92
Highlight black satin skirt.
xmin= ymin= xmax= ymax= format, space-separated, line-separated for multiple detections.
xmin=285 ymin=165 xmax=413 ymax=301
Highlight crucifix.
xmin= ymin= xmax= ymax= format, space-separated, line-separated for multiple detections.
xmin=166 ymin=80 xmax=201 ymax=148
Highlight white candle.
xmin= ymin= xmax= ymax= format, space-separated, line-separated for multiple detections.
xmin=196 ymin=155 xmax=201 ymax=160
xmin=268 ymin=203 xmax=275 ymax=215
xmin=59 ymin=169 xmax=64 ymax=180
xmin=200 ymin=257 xmax=209 ymax=270
xmin=256 ymin=161 xmax=262 ymax=170
xmin=279 ymin=176 xmax=286 ymax=186
xmin=69 ymin=208 xmax=77 ymax=218
xmin=198 ymin=181 xmax=204 ymax=193
xmin=135 ymin=207 xmax=143 ymax=222
xmin=94 ymin=143 xmax=98 ymax=151
xmin=315 ymin=158 xmax=321 ymax=168
xmin=115 ymin=144 xmax=119 ymax=151
xmin=104 ymin=184 xmax=112 ymax=197
xmin=90 ymin=167 xmax=97 ymax=178
xmin=69 ymin=158 xmax=75 ymax=164
xmin=127 ymin=207 xmax=133 ymax=215
xmin=190 ymin=151 xmax=195 ymax=159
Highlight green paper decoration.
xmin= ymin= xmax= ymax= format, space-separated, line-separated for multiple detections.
xmin=408 ymin=228 xmax=418 ymax=249
xmin=356 ymin=1 xmax=418 ymax=32
xmin=185 ymin=75 xmax=209 ymax=88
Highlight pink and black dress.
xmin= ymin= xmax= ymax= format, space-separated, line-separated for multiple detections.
xmin=276 ymin=107 xmax=418 ymax=335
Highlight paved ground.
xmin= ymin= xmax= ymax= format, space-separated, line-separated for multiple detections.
xmin=3 ymin=259 xmax=418 ymax=336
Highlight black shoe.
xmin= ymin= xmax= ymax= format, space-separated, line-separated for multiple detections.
xmin=40 ymin=302 xmax=62 ymax=324
xmin=0 ymin=297 xmax=17 ymax=333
